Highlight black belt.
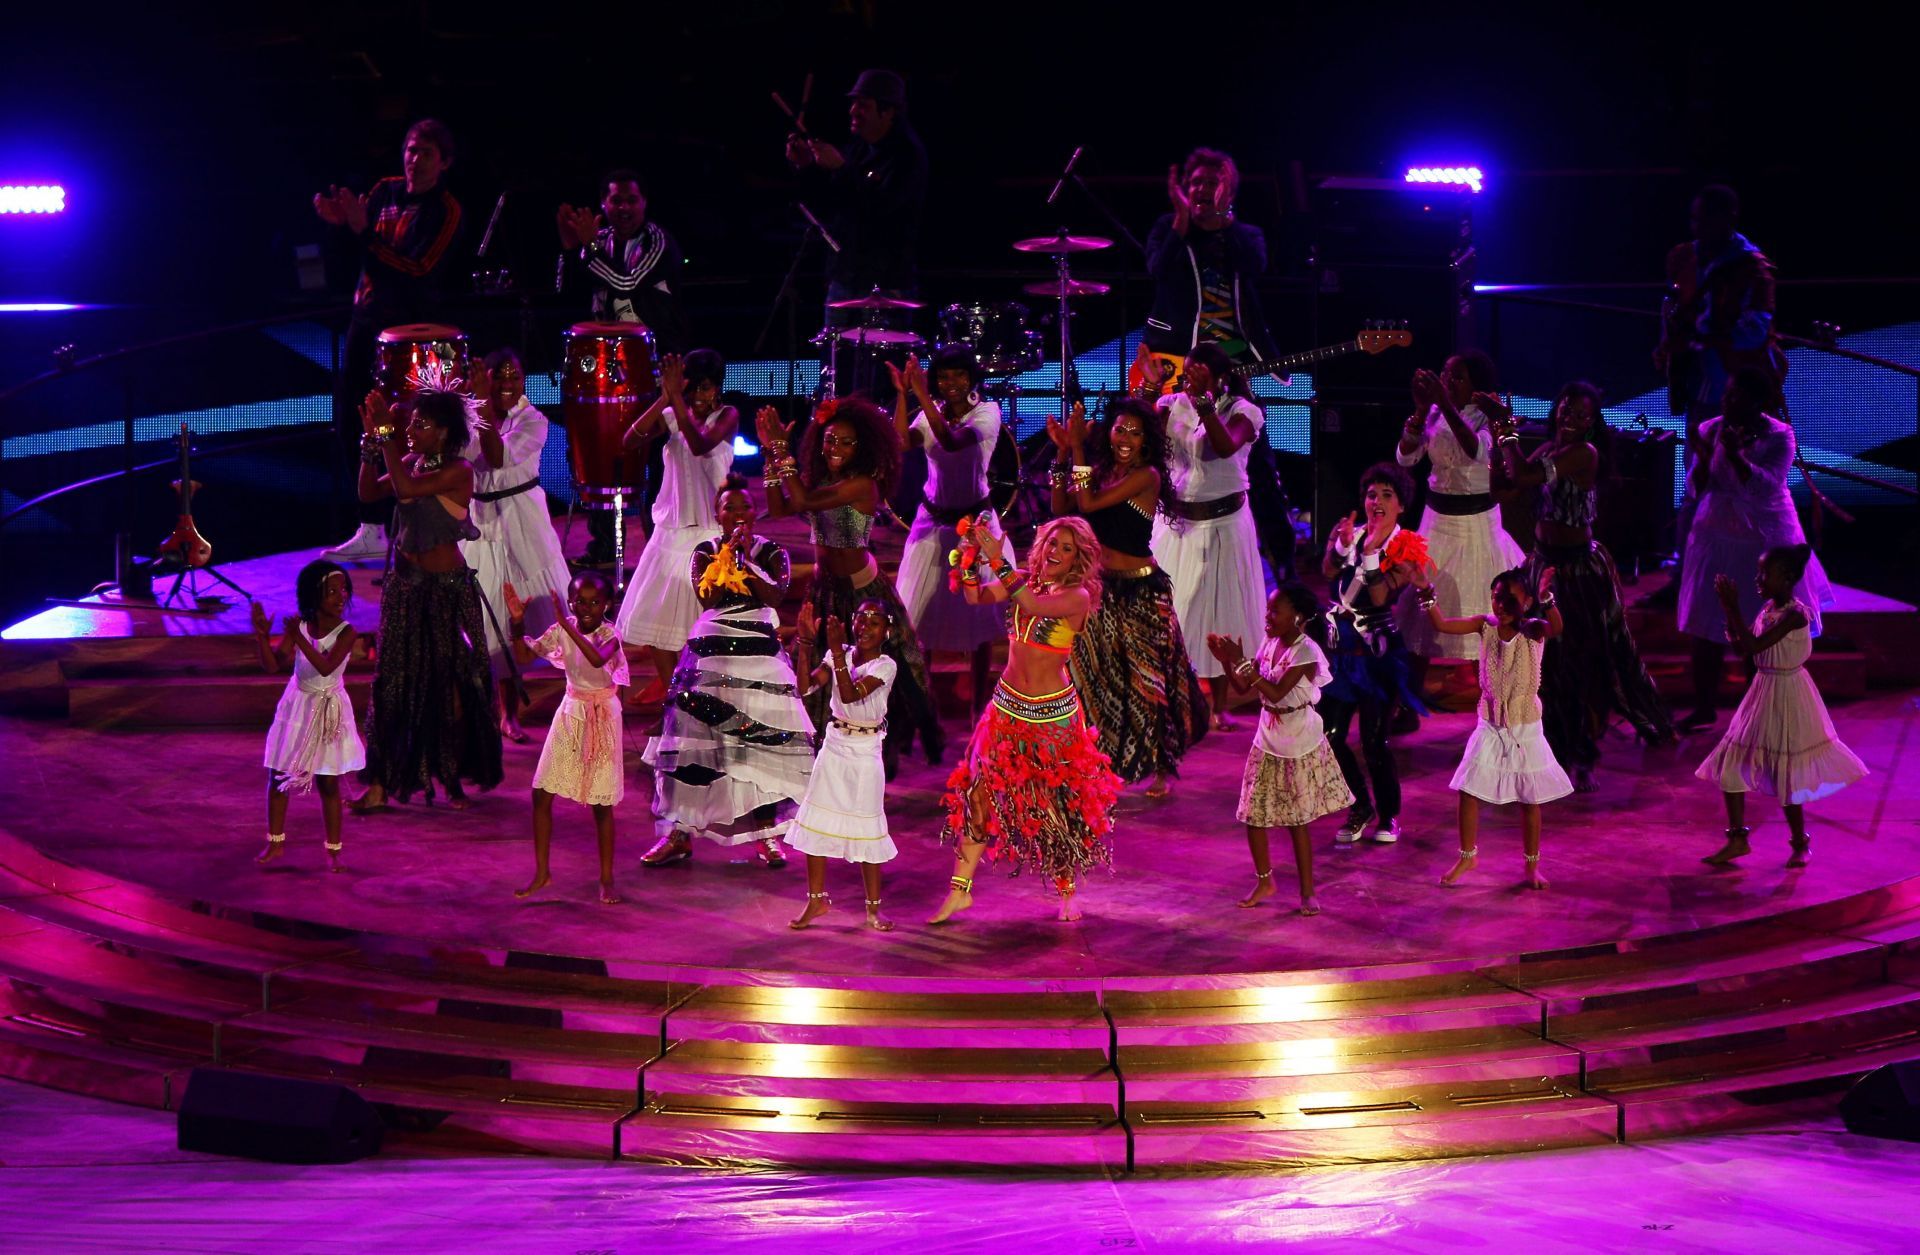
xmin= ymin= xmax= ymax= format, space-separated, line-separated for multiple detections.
xmin=1164 ymin=491 xmax=1246 ymax=522
xmin=1425 ymin=490 xmax=1494 ymax=516
xmin=921 ymin=495 xmax=990 ymax=528
xmin=473 ymin=479 xmax=540 ymax=504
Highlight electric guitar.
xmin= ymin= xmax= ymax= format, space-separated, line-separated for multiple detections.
xmin=1128 ymin=324 xmax=1413 ymax=398
xmin=156 ymin=423 xmax=213 ymax=570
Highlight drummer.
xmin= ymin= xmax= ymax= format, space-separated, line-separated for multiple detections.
xmin=557 ymin=169 xmax=689 ymax=566
xmin=889 ymin=348 xmax=1007 ymax=721
xmin=313 ymin=119 xmax=466 ymax=562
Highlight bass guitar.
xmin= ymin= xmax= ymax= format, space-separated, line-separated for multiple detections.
xmin=1128 ymin=324 xmax=1412 ymax=398
xmin=156 ymin=422 xmax=213 ymax=570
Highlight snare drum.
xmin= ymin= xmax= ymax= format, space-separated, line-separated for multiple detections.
xmin=561 ymin=320 xmax=657 ymax=502
xmin=937 ymin=302 xmax=1043 ymax=376
xmin=373 ymin=324 xmax=470 ymax=399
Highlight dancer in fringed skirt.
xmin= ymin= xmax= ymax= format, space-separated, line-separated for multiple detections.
xmin=931 ymin=517 xmax=1123 ymax=925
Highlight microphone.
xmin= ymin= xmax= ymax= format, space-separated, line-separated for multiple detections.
xmin=1046 ymin=146 xmax=1084 ymax=206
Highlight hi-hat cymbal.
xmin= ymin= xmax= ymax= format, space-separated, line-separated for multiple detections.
xmin=1022 ymin=278 xmax=1111 ymax=299
xmin=1012 ymin=232 xmax=1113 ymax=255
xmin=837 ymin=328 xmax=925 ymax=346
xmin=826 ymin=293 xmax=925 ymax=311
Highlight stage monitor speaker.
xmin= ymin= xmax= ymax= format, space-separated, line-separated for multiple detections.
xmin=1840 ymin=1062 xmax=1920 ymax=1141
xmin=177 ymin=1068 xmax=384 ymax=1164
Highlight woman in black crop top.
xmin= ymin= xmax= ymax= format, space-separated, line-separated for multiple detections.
xmin=350 ymin=386 xmax=503 ymax=811
xmin=1493 ymin=382 xmax=1672 ymax=791
xmin=1047 ymin=397 xmax=1208 ymax=796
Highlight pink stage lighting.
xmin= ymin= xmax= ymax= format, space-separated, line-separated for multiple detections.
xmin=1404 ymin=166 xmax=1484 ymax=194
xmin=0 ymin=185 xmax=67 ymax=214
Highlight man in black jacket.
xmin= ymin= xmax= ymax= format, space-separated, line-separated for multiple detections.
xmin=1142 ymin=148 xmax=1293 ymax=580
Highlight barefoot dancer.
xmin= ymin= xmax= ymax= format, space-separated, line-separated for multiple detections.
xmin=891 ymin=349 xmax=1006 ymax=721
xmin=1151 ymin=344 xmax=1267 ymax=731
xmin=787 ymin=603 xmax=898 ymax=932
xmin=641 ymin=478 xmax=815 ymax=867
xmin=758 ymin=397 xmax=940 ymax=775
xmin=509 ymin=574 xmax=629 ymax=904
xmin=1207 ymin=584 xmax=1353 ymax=916
xmin=612 ymin=350 xmax=736 ymax=706
xmin=352 ymin=386 xmax=503 ymax=810
xmin=252 ymin=561 xmax=363 ymax=871
xmin=1051 ymin=398 xmax=1208 ymax=799
xmin=931 ymin=517 xmax=1123 ymax=924
xmin=1417 ymin=566 xmax=1573 ymax=890
xmin=1698 ymin=546 xmax=1867 ymax=868
xmin=462 ymin=348 xmax=572 ymax=744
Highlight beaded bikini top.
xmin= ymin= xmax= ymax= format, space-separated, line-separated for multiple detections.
xmin=1009 ymin=601 xmax=1078 ymax=652
xmin=809 ymin=502 xmax=874 ymax=549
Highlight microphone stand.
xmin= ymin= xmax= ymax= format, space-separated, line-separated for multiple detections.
xmin=753 ymin=201 xmax=840 ymax=424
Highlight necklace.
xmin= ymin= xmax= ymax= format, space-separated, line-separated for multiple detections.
xmin=418 ymin=452 xmax=444 ymax=472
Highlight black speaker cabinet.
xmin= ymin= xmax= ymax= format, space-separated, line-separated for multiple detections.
xmin=1840 ymin=1062 xmax=1920 ymax=1142
xmin=177 ymin=1068 xmax=384 ymax=1164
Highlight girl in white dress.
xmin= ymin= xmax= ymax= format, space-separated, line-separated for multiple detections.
xmin=507 ymin=572 xmax=630 ymax=905
xmin=464 ymin=349 xmax=572 ymax=743
xmin=1205 ymin=584 xmax=1355 ymax=917
xmin=1395 ymin=353 xmax=1528 ymax=662
xmin=1415 ymin=564 xmax=1573 ymax=891
xmin=613 ymin=350 xmax=736 ymax=704
xmin=1151 ymin=343 xmax=1267 ymax=730
xmin=786 ymin=601 xmax=898 ymax=932
xmin=891 ymin=349 xmax=1006 ymax=717
xmin=252 ymin=560 xmax=364 ymax=872
xmin=1698 ymin=544 xmax=1867 ymax=868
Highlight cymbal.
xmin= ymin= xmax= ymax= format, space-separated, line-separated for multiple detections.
xmin=826 ymin=293 xmax=925 ymax=311
xmin=1012 ymin=232 xmax=1113 ymax=255
xmin=1022 ymin=279 xmax=1111 ymax=299
xmin=837 ymin=328 xmax=925 ymax=346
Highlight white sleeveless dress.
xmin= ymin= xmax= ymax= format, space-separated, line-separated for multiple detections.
xmin=614 ymin=408 xmax=733 ymax=650
xmin=263 ymin=620 xmax=365 ymax=791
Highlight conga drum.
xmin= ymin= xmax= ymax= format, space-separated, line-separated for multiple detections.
xmin=561 ymin=320 xmax=657 ymax=503
xmin=373 ymin=324 xmax=470 ymax=399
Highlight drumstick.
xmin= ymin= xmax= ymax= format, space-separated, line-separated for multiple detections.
xmin=798 ymin=71 xmax=813 ymax=133
xmin=773 ymin=91 xmax=808 ymax=136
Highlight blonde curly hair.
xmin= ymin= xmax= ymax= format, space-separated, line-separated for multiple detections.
xmin=1027 ymin=516 xmax=1105 ymax=613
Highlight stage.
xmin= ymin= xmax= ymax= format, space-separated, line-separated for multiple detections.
xmin=1 ymin=537 xmax=1919 ymax=1170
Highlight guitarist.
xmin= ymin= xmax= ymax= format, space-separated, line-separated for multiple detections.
xmin=1142 ymin=148 xmax=1293 ymax=579
xmin=1651 ymin=184 xmax=1780 ymax=601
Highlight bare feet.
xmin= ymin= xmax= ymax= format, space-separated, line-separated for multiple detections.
xmin=256 ymin=837 xmax=286 ymax=866
xmin=501 ymin=716 xmax=529 ymax=745
xmin=865 ymin=900 xmax=895 ymax=932
xmin=1238 ymin=874 xmax=1275 ymax=908
xmin=324 ymin=843 xmax=343 ymax=874
xmin=1521 ymin=866 xmax=1550 ymax=891
xmin=1056 ymin=888 xmax=1082 ymax=922
xmin=1298 ymin=894 xmax=1320 ymax=916
xmin=599 ymin=879 xmax=623 ymax=905
xmin=1210 ymin=711 xmax=1237 ymax=733
xmin=445 ymin=789 xmax=472 ymax=812
xmin=1702 ymin=829 xmax=1751 ymax=866
xmin=1144 ymin=775 xmax=1172 ymax=800
xmin=515 ymin=871 xmax=552 ymax=899
xmin=1440 ymin=849 xmax=1478 ymax=887
xmin=1572 ymin=766 xmax=1596 ymax=794
xmin=1787 ymin=838 xmax=1811 ymax=869
xmin=928 ymin=880 xmax=973 ymax=925
xmin=789 ymin=894 xmax=830 ymax=929
xmin=348 ymin=786 xmax=389 ymax=814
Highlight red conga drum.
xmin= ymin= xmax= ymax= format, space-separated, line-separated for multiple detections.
xmin=561 ymin=320 xmax=657 ymax=503
xmin=373 ymin=323 xmax=470 ymax=400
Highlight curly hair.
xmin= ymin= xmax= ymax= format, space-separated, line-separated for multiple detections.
xmin=1093 ymin=397 xmax=1171 ymax=508
xmin=1028 ymin=515 xmax=1105 ymax=613
xmin=410 ymin=387 xmax=475 ymax=456
xmin=295 ymin=559 xmax=353 ymax=624
xmin=1185 ymin=342 xmax=1253 ymax=401
xmin=1763 ymin=542 xmax=1814 ymax=584
xmin=1550 ymin=379 xmax=1613 ymax=472
xmin=1447 ymin=348 xmax=1499 ymax=393
xmin=800 ymin=396 xmax=901 ymax=498
xmin=1359 ymin=460 xmax=1415 ymax=508
xmin=1275 ymin=580 xmax=1322 ymax=627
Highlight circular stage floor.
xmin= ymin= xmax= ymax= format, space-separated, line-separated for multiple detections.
xmin=5 ymin=689 xmax=1913 ymax=989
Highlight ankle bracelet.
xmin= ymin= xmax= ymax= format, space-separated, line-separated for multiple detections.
xmin=1524 ymin=852 xmax=1541 ymax=864
xmin=865 ymin=898 xmax=883 ymax=909
xmin=805 ymin=891 xmax=829 ymax=901
xmin=1457 ymin=848 xmax=1478 ymax=859
xmin=265 ymin=833 xmax=286 ymax=844
xmin=949 ymin=875 xmax=973 ymax=892
xmin=1253 ymin=870 xmax=1272 ymax=881
xmin=324 ymin=840 xmax=343 ymax=852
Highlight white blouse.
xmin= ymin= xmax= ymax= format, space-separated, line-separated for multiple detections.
xmin=1252 ymin=634 xmax=1333 ymax=759
xmin=829 ymin=654 xmax=896 ymax=726
xmin=533 ymin=623 xmax=630 ymax=692
xmin=910 ymin=401 xmax=1002 ymax=507
xmin=1396 ymin=401 xmax=1496 ymax=496
xmin=653 ymin=408 xmax=733 ymax=531
xmin=464 ymin=397 xmax=548 ymax=493
xmin=1159 ymin=392 xmax=1261 ymax=501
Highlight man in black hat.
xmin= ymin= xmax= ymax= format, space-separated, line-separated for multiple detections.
xmin=784 ymin=68 xmax=929 ymax=310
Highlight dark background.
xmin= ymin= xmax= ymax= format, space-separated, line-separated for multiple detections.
xmin=1 ymin=1 xmax=1914 ymax=622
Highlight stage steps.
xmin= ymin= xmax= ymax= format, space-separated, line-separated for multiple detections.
xmin=3 ymin=832 xmax=1920 ymax=1169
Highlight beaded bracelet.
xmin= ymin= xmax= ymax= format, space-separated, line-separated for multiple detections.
xmin=993 ymin=560 xmax=1017 ymax=582
xmin=1235 ymin=660 xmax=1257 ymax=681
xmin=1415 ymin=587 xmax=1438 ymax=609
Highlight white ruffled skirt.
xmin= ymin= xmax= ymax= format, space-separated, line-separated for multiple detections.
xmin=1152 ymin=508 xmax=1266 ymax=678
xmin=615 ymin=523 xmax=720 ymax=650
xmin=785 ymin=725 xmax=897 ymax=863
xmin=1399 ymin=509 xmax=1527 ymax=661
xmin=462 ymin=483 xmax=571 ymax=670
xmin=263 ymin=683 xmax=365 ymax=790
xmin=1449 ymin=718 xmax=1573 ymax=805
xmin=1695 ymin=668 xmax=1868 ymax=804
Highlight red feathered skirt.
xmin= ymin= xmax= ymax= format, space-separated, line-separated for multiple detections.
xmin=941 ymin=679 xmax=1121 ymax=881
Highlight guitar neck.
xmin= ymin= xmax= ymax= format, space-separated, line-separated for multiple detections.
xmin=1234 ymin=340 xmax=1361 ymax=379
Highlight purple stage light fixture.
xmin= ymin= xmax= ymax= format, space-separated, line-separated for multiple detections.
xmin=1404 ymin=166 xmax=1483 ymax=194
xmin=0 ymin=185 xmax=67 ymax=214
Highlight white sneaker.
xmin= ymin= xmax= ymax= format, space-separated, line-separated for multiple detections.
xmin=1370 ymin=819 xmax=1402 ymax=844
xmin=322 ymin=523 xmax=389 ymax=561
xmin=1335 ymin=815 xmax=1373 ymax=845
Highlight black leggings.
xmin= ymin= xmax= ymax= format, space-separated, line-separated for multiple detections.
xmin=1321 ymin=693 xmax=1400 ymax=822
